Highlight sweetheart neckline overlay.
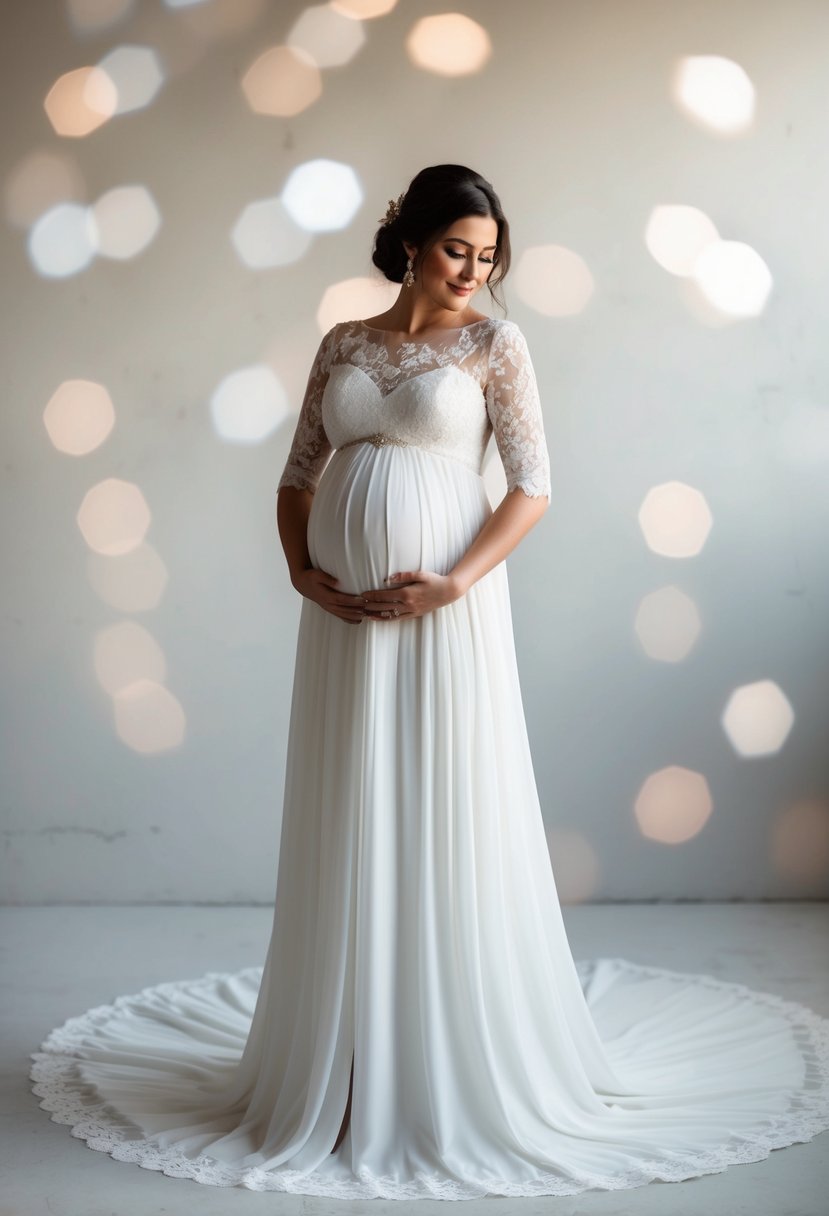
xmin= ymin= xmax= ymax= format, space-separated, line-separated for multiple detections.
xmin=326 ymin=361 xmax=483 ymax=402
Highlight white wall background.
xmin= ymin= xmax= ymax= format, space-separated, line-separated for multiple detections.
xmin=2 ymin=0 xmax=828 ymax=904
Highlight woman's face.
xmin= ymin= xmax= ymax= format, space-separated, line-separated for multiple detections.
xmin=404 ymin=214 xmax=499 ymax=315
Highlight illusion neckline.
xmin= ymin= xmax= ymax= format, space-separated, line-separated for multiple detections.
xmin=356 ymin=317 xmax=493 ymax=340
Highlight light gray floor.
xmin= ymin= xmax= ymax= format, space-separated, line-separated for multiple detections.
xmin=2 ymin=903 xmax=827 ymax=1216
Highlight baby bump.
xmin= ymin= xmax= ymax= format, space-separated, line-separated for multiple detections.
xmin=307 ymin=443 xmax=491 ymax=597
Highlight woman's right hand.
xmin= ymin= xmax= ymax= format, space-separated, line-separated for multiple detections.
xmin=293 ymin=566 xmax=365 ymax=625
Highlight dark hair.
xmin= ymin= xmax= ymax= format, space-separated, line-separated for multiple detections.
xmin=371 ymin=164 xmax=511 ymax=316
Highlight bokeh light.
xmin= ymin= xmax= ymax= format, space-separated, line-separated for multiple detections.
xmin=634 ymin=585 xmax=701 ymax=663
xmin=288 ymin=3 xmax=366 ymax=68
xmin=514 ymin=244 xmax=594 ymax=317
xmin=96 ymin=45 xmax=164 ymax=115
xmin=231 ymin=196 xmax=313 ymax=269
xmin=241 ymin=44 xmax=322 ymax=117
xmin=93 ymin=620 xmax=167 ymax=696
xmin=645 ymin=204 xmax=720 ymax=276
xmin=211 ymin=364 xmax=290 ymax=442
xmin=282 ymin=158 xmax=363 ymax=233
xmin=635 ymin=766 xmax=714 ymax=844
xmin=638 ymin=482 xmax=713 ymax=558
xmin=89 ymin=185 xmax=161 ymax=259
xmin=43 ymin=379 xmax=115 ymax=456
xmin=673 ymin=54 xmax=755 ymax=134
xmin=112 ymin=678 xmax=186 ymax=753
xmin=406 ymin=12 xmax=492 ymax=76
xmin=722 ymin=680 xmax=795 ymax=757
xmin=28 ymin=202 xmax=96 ymax=277
xmin=77 ymin=478 xmax=152 ymax=556
xmin=44 ymin=65 xmax=118 ymax=136
xmin=692 ymin=239 xmax=773 ymax=318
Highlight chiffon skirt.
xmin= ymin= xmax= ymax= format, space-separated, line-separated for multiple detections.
xmin=30 ymin=443 xmax=829 ymax=1199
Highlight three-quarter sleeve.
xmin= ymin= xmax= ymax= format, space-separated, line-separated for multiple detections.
xmin=484 ymin=321 xmax=551 ymax=499
xmin=277 ymin=325 xmax=338 ymax=493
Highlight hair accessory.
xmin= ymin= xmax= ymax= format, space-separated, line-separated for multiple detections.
xmin=378 ymin=192 xmax=405 ymax=227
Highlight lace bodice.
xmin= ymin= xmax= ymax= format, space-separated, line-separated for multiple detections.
xmin=277 ymin=318 xmax=551 ymax=498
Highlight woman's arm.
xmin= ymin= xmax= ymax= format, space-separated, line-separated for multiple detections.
xmin=277 ymin=486 xmax=366 ymax=624
xmin=448 ymin=486 xmax=548 ymax=597
xmin=446 ymin=321 xmax=552 ymax=594
xmin=276 ymin=485 xmax=313 ymax=590
xmin=275 ymin=325 xmax=368 ymax=625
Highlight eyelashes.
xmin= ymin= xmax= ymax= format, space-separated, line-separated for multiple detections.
xmin=446 ymin=249 xmax=494 ymax=265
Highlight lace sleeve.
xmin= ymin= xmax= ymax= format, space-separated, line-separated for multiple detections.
xmin=484 ymin=321 xmax=551 ymax=499
xmin=277 ymin=326 xmax=338 ymax=493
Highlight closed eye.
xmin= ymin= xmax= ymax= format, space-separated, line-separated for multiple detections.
xmin=447 ymin=249 xmax=494 ymax=264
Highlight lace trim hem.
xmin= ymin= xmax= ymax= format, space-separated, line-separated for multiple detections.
xmin=507 ymin=477 xmax=551 ymax=499
xmin=29 ymin=956 xmax=829 ymax=1201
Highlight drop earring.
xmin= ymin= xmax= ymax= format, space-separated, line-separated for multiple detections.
xmin=403 ymin=256 xmax=415 ymax=288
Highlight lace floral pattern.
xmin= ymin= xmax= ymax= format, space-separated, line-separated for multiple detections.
xmin=276 ymin=318 xmax=552 ymax=499
xmin=277 ymin=326 xmax=337 ymax=493
xmin=29 ymin=957 xmax=829 ymax=1201
xmin=484 ymin=321 xmax=551 ymax=497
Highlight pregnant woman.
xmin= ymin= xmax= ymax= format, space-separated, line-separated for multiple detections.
xmin=31 ymin=164 xmax=829 ymax=1200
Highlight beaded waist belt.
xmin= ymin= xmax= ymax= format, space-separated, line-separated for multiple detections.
xmin=334 ymin=433 xmax=481 ymax=476
xmin=337 ymin=433 xmax=410 ymax=450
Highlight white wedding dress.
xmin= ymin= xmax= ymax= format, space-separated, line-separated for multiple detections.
xmin=30 ymin=317 xmax=829 ymax=1200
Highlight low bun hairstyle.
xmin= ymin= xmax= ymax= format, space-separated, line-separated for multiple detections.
xmin=370 ymin=164 xmax=511 ymax=316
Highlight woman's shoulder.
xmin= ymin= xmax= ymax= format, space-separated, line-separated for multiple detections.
xmin=482 ymin=317 xmax=529 ymax=359
xmin=486 ymin=316 xmax=531 ymax=347
xmin=323 ymin=318 xmax=363 ymax=347
xmin=488 ymin=316 xmax=522 ymax=334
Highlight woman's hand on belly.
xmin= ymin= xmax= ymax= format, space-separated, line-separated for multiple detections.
xmin=358 ymin=570 xmax=463 ymax=622
xmin=294 ymin=566 xmax=372 ymax=626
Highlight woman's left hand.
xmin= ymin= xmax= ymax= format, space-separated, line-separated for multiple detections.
xmin=358 ymin=570 xmax=462 ymax=621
